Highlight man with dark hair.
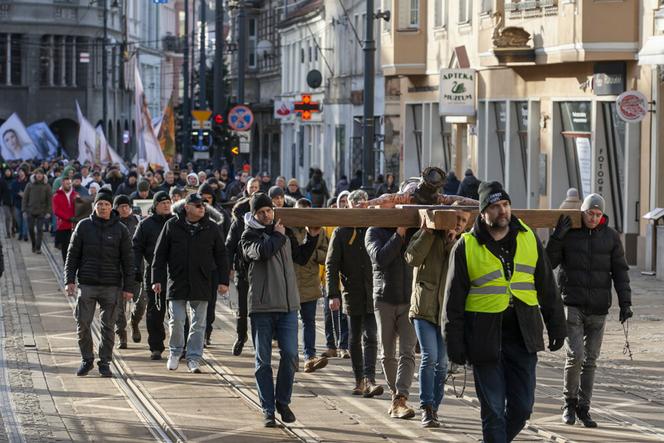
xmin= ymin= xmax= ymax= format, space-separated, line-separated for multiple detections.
xmin=444 ymin=181 xmax=566 ymax=442
xmin=65 ymin=189 xmax=135 ymax=377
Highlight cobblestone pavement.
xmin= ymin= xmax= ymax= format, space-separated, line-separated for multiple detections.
xmin=1 ymin=227 xmax=663 ymax=442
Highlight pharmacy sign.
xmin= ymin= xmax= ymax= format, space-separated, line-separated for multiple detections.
xmin=439 ymin=69 xmax=476 ymax=116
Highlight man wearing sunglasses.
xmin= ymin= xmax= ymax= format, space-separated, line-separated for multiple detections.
xmin=547 ymin=193 xmax=632 ymax=428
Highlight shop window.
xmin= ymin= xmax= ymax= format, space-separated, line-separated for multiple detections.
xmin=439 ymin=116 xmax=453 ymax=172
xmin=600 ymin=102 xmax=626 ymax=232
xmin=335 ymin=125 xmax=346 ymax=180
xmin=559 ymin=101 xmax=592 ymax=198
xmin=492 ymin=102 xmax=507 ymax=181
xmin=411 ymin=105 xmax=423 ymax=173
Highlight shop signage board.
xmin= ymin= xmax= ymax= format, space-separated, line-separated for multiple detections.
xmin=274 ymin=100 xmax=295 ymax=120
xmin=616 ymin=90 xmax=648 ymax=123
xmin=439 ymin=69 xmax=476 ymax=116
xmin=593 ymin=62 xmax=626 ymax=96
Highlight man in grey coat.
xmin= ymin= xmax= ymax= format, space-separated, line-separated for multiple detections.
xmin=22 ymin=168 xmax=52 ymax=253
xmin=240 ymin=192 xmax=319 ymax=427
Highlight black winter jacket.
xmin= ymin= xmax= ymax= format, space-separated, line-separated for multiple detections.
xmin=546 ymin=215 xmax=631 ymax=315
xmin=151 ymin=206 xmax=229 ymax=301
xmin=325 ymin=227 xmax=373 ymax=316
xmin=443 ymin=216 xmax=566 ymax=365
xmin=225 ymin=198 xmax=251 ymax=282
xmin=132 ymin=212 xmax=172 ymax=287
xmin=457 ymin=174 xmax=480 ymax=200
xmin=365 ymin=227 xmax=415 ymax=305
xmin=65 ymin=212 xmax=134 ymax=292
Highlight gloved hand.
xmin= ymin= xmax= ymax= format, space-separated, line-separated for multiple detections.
xmin=619 ymin=306 xmax=633 ymax=323
xmin=447 ymin=346 xmax=467 ymax=366
xmin=552 ymin=215 xmax=572 ymax=241
xmin=548 ymin=337 xmax=565 ymax=352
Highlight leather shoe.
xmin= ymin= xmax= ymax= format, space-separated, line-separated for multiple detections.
xmin=276 ymin=402 xmax=296 ymax=423
xmin=232 ymin=337 xmax=246 ymax=356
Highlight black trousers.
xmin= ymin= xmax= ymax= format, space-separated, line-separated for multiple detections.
xmin=145 ymin=287 xmax=167 ymax=352
xmin=235 ymin=278 xmax=249 ymax=340
xmin=55 ymin=229 xmax=72 ymax=263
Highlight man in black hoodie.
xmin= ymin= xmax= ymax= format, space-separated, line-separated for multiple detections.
xmin=457 ymin=169 xmax=481 ymax=200
xmin=444 ymin=181 xmax=566 ymax=443
xmin=546 ymin=193 xmax=632 ymax=428
xmin=132 ymin=191 xmax=173 ymax=360
xmin=65 ymin=189 xmax=134 ymax=377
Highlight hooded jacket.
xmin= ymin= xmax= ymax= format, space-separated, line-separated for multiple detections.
xmin=65 ymin=211 xmax=134 ymax=292
xmin=240 ymin=213 xmax=318 ymax=314
xmin=133 ymin=211 xmax=173 ymax=288
xmin=51 ymin=165 xmax=75 ymax=192
xmin=443 ymin=215 xmax=566 ymax=365
xmin=115 ymin=179 xmax=137 ymax=197
xmin=225 ymin=198 xmax=251 ymax=282
xmin=457 ymin=172 xmax=481 ymax=200
xmin=151 ymin=202 xmax=229 ymax=301
xmin=52 ymin=187 xmax=79 ymax=231
xmin=23 ymin=173 xmax=52 ymax=216
xmin=365 ymin=227 xmax=415 ymax=305
xmin=546 ymin=215 xmax=631 ymax=315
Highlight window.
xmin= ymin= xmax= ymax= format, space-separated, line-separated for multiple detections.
xmin=459 ymin=0 xmax=472 ymax=24
xmin=481 ymin=0 xmax=492 ymax=14
xmin=434 ymin=0 xmax=446 ymax=28
xmin=248 ymin=17 xmax=257 ymax=68
xmin=0 ymin=34 xmax=22 ymax=85
xmin=409 ymin=0 xmax=419 ymax=27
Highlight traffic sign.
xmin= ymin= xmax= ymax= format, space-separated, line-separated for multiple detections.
xmin=228 ymin=105 xmax=254 ymax=131
xmin=79 ymin=52 xmax=90 ymax=64
xmin=192 ymin=109 xmax=212 ymax=123
xmin=230 ymin=146 xmax=239 ymax=155
xmin=192 ymin=121 xmax=201 ymax=129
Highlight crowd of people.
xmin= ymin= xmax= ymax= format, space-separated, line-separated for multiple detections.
xmin=0 ymin=158 xmax=633 ymax=442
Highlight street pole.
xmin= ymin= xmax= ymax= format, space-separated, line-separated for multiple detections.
xmin=102 ymin=0 xmax=108 ymax=132
xmin=238 ymin=2 xmax=246 ymax=104
xmin=199 ymin=0 xmax=207 ymax=109
xmin=362 ymin=0 xmax=375 ymax=188
xmin=183 ymin=0 xmax=191 ymax=159
xmin=213 ymin=0 xmax=224 ymax=115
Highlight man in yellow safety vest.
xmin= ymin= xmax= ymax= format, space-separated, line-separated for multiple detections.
xmin=443 ymin=181 xmax=566 ymax=443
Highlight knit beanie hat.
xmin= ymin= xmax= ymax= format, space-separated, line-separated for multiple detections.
xmin=152 ymin=190 xmax=170 ymax=206
xmin=268 ymin=185 xmax=284 ymax=199
xmin=198 ymin=182 xmax=215 ymax=197
xmin=581 ymin=193 xmax=605 ymax=213
xmin=94 ymin=188 xmax=114 ymax=205
xmin=566 ymin=188 xmax=580 ymax=199
xmin=113 ymin=194 xmax=131 ymax=209
xmin=478 ymin=181 xmax=511 ymax=213
xmin=250 ymin=192 xmax=273 ymax=215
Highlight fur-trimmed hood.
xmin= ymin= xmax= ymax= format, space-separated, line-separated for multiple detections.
xmin=171 ymin=199 xmax=224 ymax=225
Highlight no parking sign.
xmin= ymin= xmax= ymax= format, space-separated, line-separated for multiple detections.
xmin=227 ymin=105 xmax=254 ymax=132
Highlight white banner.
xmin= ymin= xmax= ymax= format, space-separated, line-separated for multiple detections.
xmin=0 ymin=113 xmax=41 ymax=160
xmin=95 ymin=126 xmax=128 ymax=173
xmin=134 ymin=65 xmax=169 ymax=171
xmin=76 ymin=101 xmax=98 ymax=164
xmin=439 ymin=69 xmax=476 ymax=117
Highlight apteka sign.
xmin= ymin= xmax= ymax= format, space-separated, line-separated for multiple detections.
xmin=439 ymin=69 xmax=476 ymax=116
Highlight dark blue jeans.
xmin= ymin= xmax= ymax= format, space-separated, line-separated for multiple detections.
xmin=323 ymin=295 xmax=348 ymax=350
xmin=413 ymin=319 xmax=447 ymax=410
xmin=299 ymin=300 xmax=318 ymax=360
xmin=472 ymin=338 xmax=537 ymax=443
xmin=250 ymin=311 xmax=299 ymax=414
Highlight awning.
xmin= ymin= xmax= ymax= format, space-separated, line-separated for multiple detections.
xmin=638 ymin=35 xmax=664 ymax=65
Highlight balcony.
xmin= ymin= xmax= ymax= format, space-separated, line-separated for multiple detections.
xmin=480 ymin=0 xmax=639 ymax=66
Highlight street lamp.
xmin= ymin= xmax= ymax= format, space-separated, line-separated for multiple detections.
xmin=90 ymin=0 xmax=120 ymax=134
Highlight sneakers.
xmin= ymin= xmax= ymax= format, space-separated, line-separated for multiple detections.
xmin=131 ymin=322 xmax=141 ymax=343
xmin=562 ymin=399 xmax=577 ymax=425
xmin=276 ymin=402 xmax=296 ymax=423
xmin=421 ymin=405 xmax=439 ymax=428
xmin=98 ymin=363 xmax=112 ymax=378
xmin=187 ymin=360 xmax=202 ymax=374
xmin=363 ymin=378 xmax=384 ymax=398
xmin=340 ymin=349 xmax=351 ymax=359
xmin=389 ymin=395 xmax=415 ymax=419
xmin=150 ymin=351 xmax=162 ymax=361
xmin=117 ymin=331 xmax=128 ymax=349
xmin=303 ymin=356 xmax=328 ymax=373
xmin=576 ymin=405 xmax=598 ymax=428
xmin=232 ymin=336 xmax=247 ymax=356
xmin=352 ymin=378 xmax=366 ymax=396
xmin=320 ymin=348 xmax=337 ymax=358
xmin=76 ymin=360 xmax=94 ymax=376
xmin=263 ymin=411 xmax=276 ymax=427
xmin=167 ymin=355 xmax=179 ymax=371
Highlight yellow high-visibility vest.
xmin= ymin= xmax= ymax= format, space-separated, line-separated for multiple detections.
xmin=463 ymin=220 xmax=539 ymax=313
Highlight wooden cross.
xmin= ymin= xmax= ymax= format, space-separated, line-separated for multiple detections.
xmin=274 ymin=206 xmax=582 ymax=230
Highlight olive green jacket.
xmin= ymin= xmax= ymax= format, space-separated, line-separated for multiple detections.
xmin=293 ymin=227 xmax=329 ymax=303
xmin=405 ymin=229 xmax=455 ymax=325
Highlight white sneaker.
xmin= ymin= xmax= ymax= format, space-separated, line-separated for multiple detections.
xmin=167 ymin=355 xmax=179 ymax=371
xmin=187 ymin=360 xmax=202 ymax=374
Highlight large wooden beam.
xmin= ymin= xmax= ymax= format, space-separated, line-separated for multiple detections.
xmin=274 ymin=208 xmax=582 ymax=229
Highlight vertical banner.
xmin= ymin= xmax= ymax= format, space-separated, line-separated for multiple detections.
xmin=134 ymin=65 xmax=169 ymax=171
xmin=0 ymin=113 xmax=41 ymax=160
xmin=76 ymin=101 xmax=98 ymax=164
xmin=158 ymin=97 xmax=176 ymax=164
